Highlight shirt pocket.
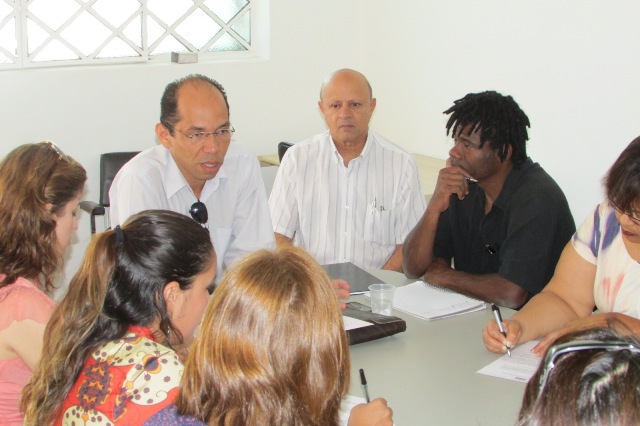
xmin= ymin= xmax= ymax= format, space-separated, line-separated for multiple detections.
xmin=363 ymin=207 xmax=393 ymax=245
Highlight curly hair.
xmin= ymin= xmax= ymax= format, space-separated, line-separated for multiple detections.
xmin=0 ymin=142 xmax=86 ymax=293
xmin=176 ymin=246 xmax=350 ymax=425
xmin=21 ymin=210 xmax=214 ymax=425
xmin=160 ymin=74 xmax=230 ymax=135
xmin=444 ymin=91 xmax=530 ymax=169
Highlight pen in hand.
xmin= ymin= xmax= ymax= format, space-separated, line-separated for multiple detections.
xmin=491 ymin=304 xmax=512 ymax=357
xmin=359 ymin=368 xmax=371 ymax=403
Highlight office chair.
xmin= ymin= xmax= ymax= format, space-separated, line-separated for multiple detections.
xmin=79 ymin=151 xmax=140 ymax=234
xmin=278 ymin=141 xmax=293 ymax=163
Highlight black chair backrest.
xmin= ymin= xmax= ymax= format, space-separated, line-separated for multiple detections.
xmin=99 ymin=152 xmax=139 ymax=206
xmin=278 ymin=141 xmax=293 ymax=163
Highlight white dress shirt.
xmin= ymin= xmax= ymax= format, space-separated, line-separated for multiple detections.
xmin=110 ymin=144 xmax=275 ymax=278
xmin=269 ymin=130 xmax=426 ymax=269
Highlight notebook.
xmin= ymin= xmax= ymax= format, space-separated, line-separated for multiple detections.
xmin=343 ymin=303 xmax=407 ymax=345
xmin=322 ymin=262 xmax=384 ymax=294
xmin=379 ymin=280 xmax=486 ymax=320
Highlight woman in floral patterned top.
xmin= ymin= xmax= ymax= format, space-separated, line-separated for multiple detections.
xmin=21 ymin=210 xmax=216 ymax=425
xmin=483 ymin=135 xmax=640 ymax=356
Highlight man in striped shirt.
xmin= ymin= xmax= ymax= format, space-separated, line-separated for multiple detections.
xmin=269 ymin=69 xmax=426 ymax=272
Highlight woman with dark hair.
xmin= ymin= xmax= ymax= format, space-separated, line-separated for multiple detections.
xmin=21 ymin=210 xmax=216 ymax=425
xmin=146 ymin=246 xmax=393 ymax=426
xmin=0 ymin=142 xmax=86 ymax=425
xmin=517 ymin=326 xmax=640 ymax=425
xmin=483 ymin=135 xmax=640 ymax=356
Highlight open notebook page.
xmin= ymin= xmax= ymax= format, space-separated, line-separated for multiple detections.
xmin=369 ymin=281 xmax=485 ymax=320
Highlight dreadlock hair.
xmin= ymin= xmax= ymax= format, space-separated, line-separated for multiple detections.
xmin=444 ymin=91 xmax=530 ymax=169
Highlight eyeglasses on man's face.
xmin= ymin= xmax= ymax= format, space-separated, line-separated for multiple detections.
xmin=610 ymin=199 xmax=640 ymax=226
xmin=536 ymin=339 xmax=640 ymax=397
xmin=162 ymin=122 xmax=235 ymax=145
xmin=180 ymin=126 xmax=235 ymax=144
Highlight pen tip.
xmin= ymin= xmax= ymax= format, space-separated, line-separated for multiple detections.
xmin=359 ymin=369 xmax=367 ymax=384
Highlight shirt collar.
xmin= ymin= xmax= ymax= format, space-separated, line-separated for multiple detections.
xmin=329 ymin=129 xmax=373 ymax=165
xmin=493 ymin=157 xmax=534 ymax=210
xmin=163 ymin=148 xmax=226 ymax=200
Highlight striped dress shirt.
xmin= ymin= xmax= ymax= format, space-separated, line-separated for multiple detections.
xmin=269 ymin=130 xmax=426 ymax=269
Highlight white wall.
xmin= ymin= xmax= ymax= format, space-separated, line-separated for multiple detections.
xmin=1 ymin=0 xmax=638 ymax=291
xmin=361 ymin=0 xmax=640 ymax=224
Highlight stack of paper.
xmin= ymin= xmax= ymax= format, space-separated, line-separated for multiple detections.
xmin=388 ymin=281 xmax=486 ymax=320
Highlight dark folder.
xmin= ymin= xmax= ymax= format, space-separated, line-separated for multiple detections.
xmin=322 ymin=262 xmax=384 ymax=294
xmin=344 ymin=303 xmax=407 ymax=345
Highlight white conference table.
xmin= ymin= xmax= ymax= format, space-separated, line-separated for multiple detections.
xmin=347 ymin=270 xmax=525 ymax=426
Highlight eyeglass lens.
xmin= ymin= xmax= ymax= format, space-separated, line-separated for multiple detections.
xmin=189 ymin=200 xmax=208 ymax=225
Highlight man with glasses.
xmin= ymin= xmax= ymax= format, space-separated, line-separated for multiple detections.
xmin=269 ymin=69 xmax=427 ymax=272
xmin=110 ymin=74 xmax=274 ymax=279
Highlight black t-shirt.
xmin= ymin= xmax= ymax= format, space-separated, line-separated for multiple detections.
xmin=433 ymin=158 xmax=575 ymax=296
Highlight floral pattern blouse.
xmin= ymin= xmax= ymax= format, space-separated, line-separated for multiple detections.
xmin=56 ymin=326 xmax=183 ymax=425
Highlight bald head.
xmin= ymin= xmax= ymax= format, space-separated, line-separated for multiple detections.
xmin=319 ymin=69 xmax=373 ymax=102
xmin=317 ymin=68 xmax=376 ymax=151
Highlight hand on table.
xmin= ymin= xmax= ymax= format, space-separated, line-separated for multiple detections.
xmin=531 ymin=313 xmax=619 ymax=356
xmin=333 ymin=279 xmax=350 ymax=309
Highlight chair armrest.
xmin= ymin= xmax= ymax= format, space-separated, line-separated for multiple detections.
xmin=79 ymin=201 xmax=105 ymax=217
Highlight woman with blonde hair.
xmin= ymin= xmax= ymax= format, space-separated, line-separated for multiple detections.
xmin=21 ymin=210 xmax=216 ymax=425
xmin=146 ymin=246 xmax=393 ymax=425
xmin=0 ymin=142 xmax=86 ymax=425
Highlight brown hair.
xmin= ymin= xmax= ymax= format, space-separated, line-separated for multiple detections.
xmin=518 ymin=325 xmax=640 ymax=426
xmin=21 ymin=210 xmax=214 ymax=425
xmin=0 ymin=142 xmax=86 ymax=292
xmin=176 ymin=246 xmax=350 ymax=425
xmin=604 ymin=135 xmax=640 ymax=213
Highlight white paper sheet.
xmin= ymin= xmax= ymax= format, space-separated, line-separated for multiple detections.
xmin=366 ymin=281 xmax=485 ymax=320
xmin=343 ymin=315 xmax=371 ymax=331
xmin=339 ymin=395 xmax=366 ymax=425
xmin=477 ymin=340 xmax=542 ymax=383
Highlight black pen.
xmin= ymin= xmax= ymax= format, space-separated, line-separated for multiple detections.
xmin=359 ymin=368 xmax=371 ymax=403
xmin=491 ymin=304 xmax=512 ymax=357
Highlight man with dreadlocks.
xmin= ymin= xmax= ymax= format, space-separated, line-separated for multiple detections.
xmin=403 ymin=91 xmax=574 ymax=309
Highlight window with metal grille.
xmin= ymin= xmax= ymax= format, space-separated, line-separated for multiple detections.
xmin=0 ymin=0 xmax=254 ymax=69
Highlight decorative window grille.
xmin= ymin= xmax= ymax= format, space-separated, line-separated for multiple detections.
xmin=0 ymin=0 xmax=253 ymax=69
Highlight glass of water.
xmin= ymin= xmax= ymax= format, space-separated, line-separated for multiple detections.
xmin=368 ymin=283 xmax=396 ymax=316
